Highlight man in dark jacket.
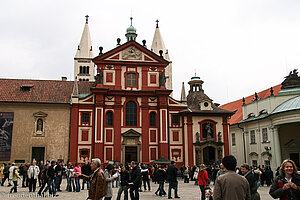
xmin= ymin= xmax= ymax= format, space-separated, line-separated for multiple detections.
xmin=46 ymin=161 xmax=57 ymax=197
xmin=155 ymin=165 xmax=167 ymax=196
xmin=117 ymin=165 xmax=130 ymax=200
xmin=241 ymin=164 xmax=260 ymax=200
xmin=81 ymin=161 xmax=92 ymax=190
xmin=166 ymin=161 xmax=180 ymax=199
xmin=129 ymin=161 xmax=142 ymax=200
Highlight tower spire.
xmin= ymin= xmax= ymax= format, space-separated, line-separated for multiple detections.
xmin=180 ymin=82 xmax=187 ymax=102
xmin=74 ymin=15 xmax=95 ymax=82
xmin=125 ymin=17 xmax=137 ymax=41
xmin=151 ymin=20 xmax=172 ymax=94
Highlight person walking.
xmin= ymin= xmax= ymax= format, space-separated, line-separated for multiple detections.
xmin=155 ymin=165 xmax=167 ymax=196
xmin=104 ymin=164 xmax=117 ymax=200
xmin=74 ymin=163 xmax=81 ymax=192
xmin=210 ymin=155 xmax=250 ymax=200
xmin=81 ymin=161 xmax=92 ymax=190
xmin=166 ymin=161 xmax=180 ymax=199
xmin=22 ymin=163 xmax=29 ymax=187
xmin=38 ymin=161 xmax=44 ymax=187
xmin=9 ymin=167 xmax=21 ymax=193
xmin=129 ymin=161 xmax=142 ymax=200
xmin=269 ymin=159 xmax=300 ymax=200
xmin=198 ymin=164 xmax=209 ymax=200
xmin=240 ymin=164 xmax=260 ymax=200
xmin=78 ymin=158 xmax=107 ymax=200
xmin=27 ymin=161 xmax=40 ymax=192
xmin=55 ymin=161 xmax=63 ymax=192
xmin=0 ymin=163 xmax=4 ymax=185
xmin=1 ymin=163 xmax=10 ymax=186
xmin=8 ymin=163 xmax=15 ymax=187
xmin=183 ymin=166 xmax=190 ymax=183
xmin=141 ymin=163 xmax=151 ymax=191
xmin=116 ymin=165 xmax=129 ymax=200
xmin=37 ymin=162 xmax=50 ymax=196
xmin=45 ymin=161 xmax=58 ymax=197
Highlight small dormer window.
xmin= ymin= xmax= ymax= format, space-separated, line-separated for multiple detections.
xmin=248 ymin=113 xmax=255 ymax=118
xmin=20 ymin=84 xmax=33 ymax=91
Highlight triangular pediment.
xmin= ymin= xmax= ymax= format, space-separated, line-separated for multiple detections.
xmin=285 ymin=139 xmax=300 ymax=148
xmin=33 ymin=111 xmax=48 ymax=118
xmin=121 ymin=129 xmax=141 ymax=137
xmin=93 ymin=40 xmax=169 ymax=65
xmin=168 ymin=97 xmax=188 ymax=107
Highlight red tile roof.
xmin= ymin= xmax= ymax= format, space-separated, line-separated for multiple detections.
xmin=220 ymin=84 xmax=282 ymax=125
xmin=0 ymin=79 xmax=93 ymax=104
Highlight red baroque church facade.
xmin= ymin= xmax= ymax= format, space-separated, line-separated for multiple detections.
xmin=69 ymin=40 xmax=233 ymax=166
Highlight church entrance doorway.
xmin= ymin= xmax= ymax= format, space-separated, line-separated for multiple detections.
xmin=32 ymin=147 xmax=45 ymax=163
xmin=125 ymin=146 xmax=138 ymax=163
xmin=203 ymin=146 xmax=215 ymax=165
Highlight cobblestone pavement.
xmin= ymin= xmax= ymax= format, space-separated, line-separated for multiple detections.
xmin=0 ymin=179 xmax=273 ymax=199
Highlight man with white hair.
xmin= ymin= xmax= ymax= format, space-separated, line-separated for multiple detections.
xmin=27 ymin=160 xmax=40 ymax=192
xmin=78 ymin=158 xmax=107 ymax=200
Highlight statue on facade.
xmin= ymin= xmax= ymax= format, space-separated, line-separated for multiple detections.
xmin=218 ymin=132 xmax=222 ymax=142
xmin=37 ymin=119 xmax=43 ymax=132
xmin=97 ymin=69 xmax=103 ymax=84
xmin=159 ymin=71 xmax=166 ymax=86
xmin=281 ymin=69 xmax=300 ymax=89
xmin=196 ymin=132 xmax=200 ymax=142
xmin=205 ymin=123 xmax=213 ymax=140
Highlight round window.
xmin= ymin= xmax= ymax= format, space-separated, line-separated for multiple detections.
xmin=204 ymin=102 xmax=209 ymax=107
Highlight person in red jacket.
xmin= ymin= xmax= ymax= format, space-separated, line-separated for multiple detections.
xmin=198 ymin=164 xmax=209 ymax=200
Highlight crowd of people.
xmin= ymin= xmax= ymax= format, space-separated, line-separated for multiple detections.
xmin=0 ymin=156 xmax=300 ymax=200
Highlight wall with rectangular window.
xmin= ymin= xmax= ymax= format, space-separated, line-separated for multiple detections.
xmin=232 ymin=133 xmax=236 ymax=146
xmin=262 ymin=128 xmax=268 ymax=142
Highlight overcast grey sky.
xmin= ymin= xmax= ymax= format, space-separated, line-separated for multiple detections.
xmin=1 ymin=0 xmax=299 ymax=105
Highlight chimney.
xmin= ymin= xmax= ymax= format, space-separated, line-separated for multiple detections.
xmin=61 ymin=77 xmax=67 ymax=81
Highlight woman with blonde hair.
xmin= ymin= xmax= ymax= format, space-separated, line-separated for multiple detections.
xmin=198 ymin=164 xmax=209 ymax=200
xmin=269 ymin=159 xmax=300 ymax=200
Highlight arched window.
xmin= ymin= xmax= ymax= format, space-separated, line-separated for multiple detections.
xmin=106 ymin=111 xmax=113 ymax=126
xmin=127 ymin=73 xmax=137 ymax=86
xmin=150 ymin=112 xmax=156 ymax=126
xmin=80 ymin=66 xmax=83 ymax=74
xmin=126 ymin=101 xmax=137 ymax=126
xmin=87 ymin=66 xmax=89 ymax=74
xmin=83 ymin=66 xmax=86 ymax=74
xmin=36 ymin=118 xmax=43 ymax=132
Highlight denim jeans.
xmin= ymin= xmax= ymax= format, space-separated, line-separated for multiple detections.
xmin=22 ymin=174 xmax=27 ymax=187
xmin=158 ymin=181 xmax=166 ymax=196
xmin=67 ymin=177 xmax=76 ymax=192
xmin=129 ymin=187 xmax=139 ymax=200
xmin=55 ymin=175 xmax=62 ymax=191
xmin=168 ymin=181 xmax=178 ymax=198
xmin=82 ymin=179 xmax=90 ymax=190
xmin=116 ymin=185 xmax=128 ymax=200
xmin=48 ymin=178 xmax=56 ymax=195
xmin=199 ymin=185 xmax=205 ymax=200
xmin=143 ymin=179 xmax=151 ymax=191
xmin=75 ymin=177 xmax=80 ymax=192
xmin=10 ymin=181 xmax=18 ymax=193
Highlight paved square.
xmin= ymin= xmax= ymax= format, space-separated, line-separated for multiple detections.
xmin=0 ymin=179 xmax=273 ymax=199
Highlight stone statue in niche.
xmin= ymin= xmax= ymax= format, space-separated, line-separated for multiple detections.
xmin=196 ymin=132 xmax=200 ymax=142
xmin=218 ymin=132 xmax=222 ymax=142
xmin=122 ymin=46 xmax=142 ymax=60
xmin=202 ymin=123 xmax=214 ymax=140
xmin=159 ymin=71 xmax=166 ymax=86
xmin=37 ymin=118 xmax=43 ymax=132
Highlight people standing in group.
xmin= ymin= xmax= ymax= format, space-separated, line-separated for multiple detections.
xmin=38 ymin=161 xmax=44 ymax=187
xmin=78 ymin=158 xmax=107 ymax=200
xmin=37 ymin=162 xmax=50 ymax=196
xmin=104 ymin=164 xmax=117 ymax=200
xmin=27 ymin=161 xmax=40 ymax=192
xmin=0 ymin=163 xmax=4 ymax=185
xmin=9 ymin=167 xmax=21 ymax=193
xmin=183 ymin=166 xmax=190 ymax=183
xmin=8 ymin=163 xmax=15 ymax=187
xmin=116 ymin=165 xmax=129 ymax=200
xmin=269 ymin=159 xmax=300 ymax=200
xmin=141 ymin=163 xmax=151 ymax=191
xmin=166 ymin=161 xmax=180 ymax=199
xmin=22 ymin=163 xmax=29 ymax=187
xmin=81 ymin=161 xmax=92 ymax=190
xmin=112 ymin=165 xmax=120 ymax=188
xmin=55 ymin=160 xmax=64 ymax=192
xmin=264 ymin=167 xmax=274 ymax=187
xmin=45 ymin=160 xmax=58 ymax=197
xmin=240 ymin=164 xmax=260 ymax=200
xmin=129 ymin=161 xmax=142 ymax=200
xmin=216 ymin=163 xmax=226 ymax=179
xmin=74 ymin=163 xmax=81 ymax=192
xmin=1 ymin=163 xmax=10 ymax=186
xmin=208 ymin=155 xmax=250 ymax=200
xmin=198 ymin=164 xmax=209 ymax=200
xmin=66 ymin=163 xmax=76 ymax=192
xmin=154 ymin=165 xmax=167 ymax=197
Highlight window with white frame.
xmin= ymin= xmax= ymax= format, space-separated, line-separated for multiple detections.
xmin=232 ymin=133 xmax=236 ymax=146
xmin=262 ymin=128 xmax=268 ymax=142
xmin=250 ymin=130 xmax=256 ymax=144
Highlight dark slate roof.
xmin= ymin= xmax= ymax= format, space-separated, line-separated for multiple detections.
xmin=0 ymin=79 xmax=93 ymax=104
